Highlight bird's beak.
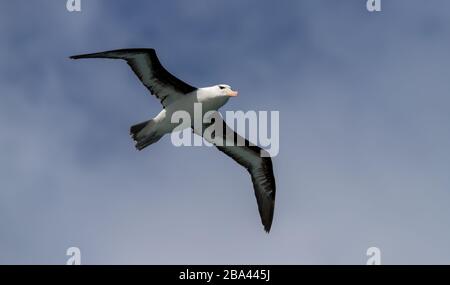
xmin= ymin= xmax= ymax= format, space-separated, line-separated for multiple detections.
xmin=227 ymin=90 xmax=238 ymax=97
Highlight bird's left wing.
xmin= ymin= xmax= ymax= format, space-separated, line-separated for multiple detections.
xmin=70 ymin=48 xmax=197 ymax=108
xmin=199 ymin=113 xmax=276 ymax=232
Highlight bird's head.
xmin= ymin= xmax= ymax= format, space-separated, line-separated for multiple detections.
xmin=216 ymin=84 xmax=238 ymax=97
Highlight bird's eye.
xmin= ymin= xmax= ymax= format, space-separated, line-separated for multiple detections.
xmin=219 ymin=86 xmax=225 ymax=90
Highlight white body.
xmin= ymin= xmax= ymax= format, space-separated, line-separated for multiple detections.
xmin=142 ymin=86 xmax=230 ymax=137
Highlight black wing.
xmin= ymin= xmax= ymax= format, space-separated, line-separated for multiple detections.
xmin=70 ymin=48 xmax=197 ymax=107
xmin=198 ymin=113 xmax=276 ymax=232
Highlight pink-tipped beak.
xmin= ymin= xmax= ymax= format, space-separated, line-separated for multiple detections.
xmin=228 ymin=90 xmax=238 ymax=97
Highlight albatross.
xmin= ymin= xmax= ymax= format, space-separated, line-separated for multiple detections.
xmin=70 ymin=49 xmax=276 ymax=232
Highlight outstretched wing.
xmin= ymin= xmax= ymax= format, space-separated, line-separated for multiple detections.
xmin=70 ymin=48 xmax=197 ymax=107
xmin=199 ymin=113 xmax=276 ymax=232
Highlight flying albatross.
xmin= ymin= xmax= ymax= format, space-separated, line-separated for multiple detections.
xmin=70 ymin=49 xmax=276 ymax=232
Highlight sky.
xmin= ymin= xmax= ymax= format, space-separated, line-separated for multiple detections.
xmin=1 ymin=0 xmax=450 ymax=264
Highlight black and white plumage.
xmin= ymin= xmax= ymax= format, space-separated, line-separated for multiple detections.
xmin=71 ymin=49 xmax=196 ymax=107
xmin=70 ymin=48 xmax=276 ymax=232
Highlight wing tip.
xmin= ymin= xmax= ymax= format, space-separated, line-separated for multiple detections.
xmin=263 ymin=216 xmax=274 ymax=233
xmin=261 ymin=199 xmax=275 ymax=234
xmin=69 ymin=48 xmax=157 ymax=60
xmin=69 ymin=54 xmax=95 ymax=60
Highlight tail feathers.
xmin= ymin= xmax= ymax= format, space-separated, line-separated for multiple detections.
xmin=130 ymin=120 xmax=150 ymax=141
xmin=135 ymin=134 xmax=163 ymax=151
xmin=130 ymin=120 xmax=163 ymax=151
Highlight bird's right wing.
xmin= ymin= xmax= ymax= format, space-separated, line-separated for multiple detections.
xmin=199 ymin=112 xmax=276 ymax=232
xmin=70 ymin=48 xmax=197 ymax=108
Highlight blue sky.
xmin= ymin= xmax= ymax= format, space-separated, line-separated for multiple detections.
xmin=1 ymin=0 xmax=450 ymax=264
